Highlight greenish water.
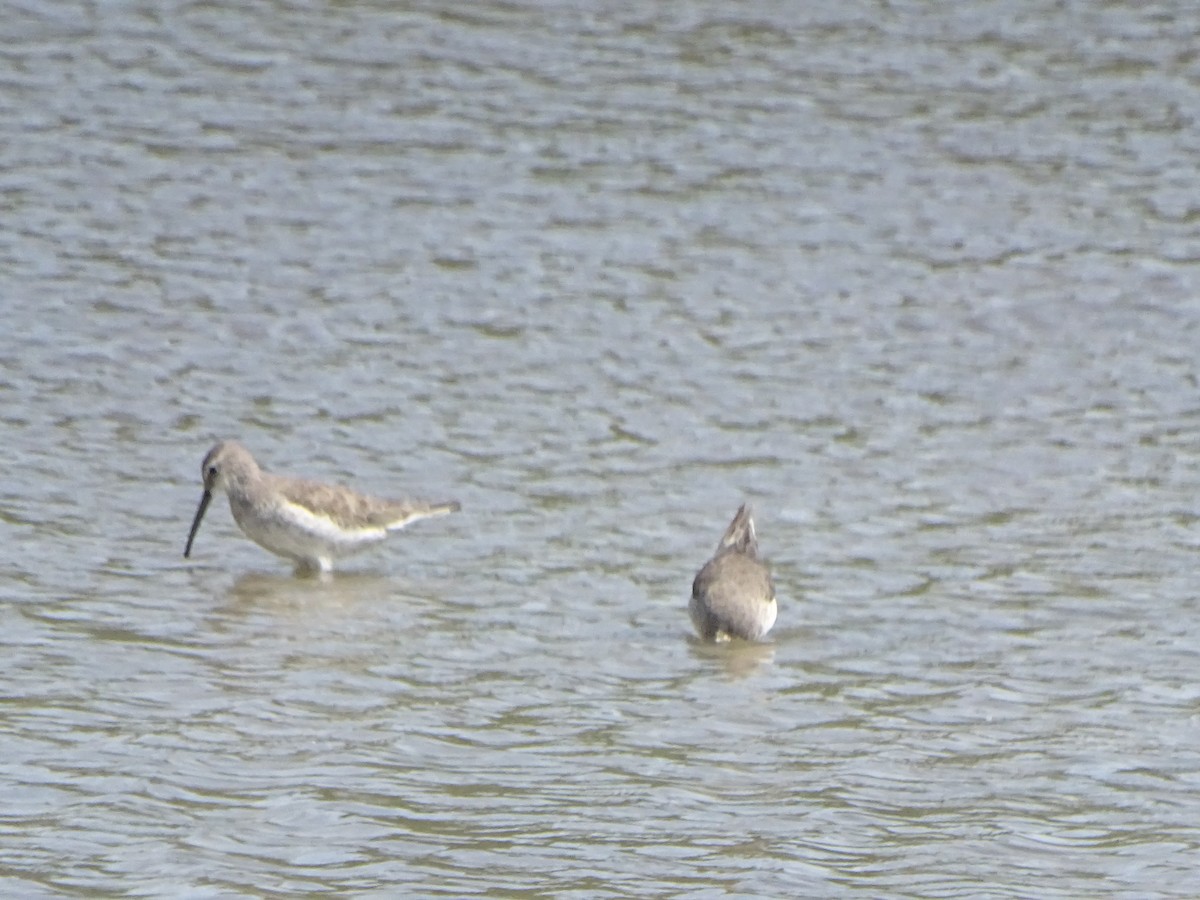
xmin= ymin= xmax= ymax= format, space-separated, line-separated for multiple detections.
xmin=2 ymin=1 xmax=1199 ymax=895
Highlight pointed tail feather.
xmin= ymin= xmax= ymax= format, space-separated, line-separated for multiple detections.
xmin=384 ymin=499 xmax=461 ymax=531
xmin=717 ymin=503 xmax=758 ymax=556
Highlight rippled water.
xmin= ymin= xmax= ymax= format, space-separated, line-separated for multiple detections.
xmin=3 ymin=0 xmax=1200 ymax=895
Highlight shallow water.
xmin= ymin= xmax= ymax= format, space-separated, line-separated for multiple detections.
xmin=3 ymin=0 xmax=1200 ymax=895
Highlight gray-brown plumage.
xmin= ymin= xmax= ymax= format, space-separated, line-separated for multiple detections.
xmin=690 ymin=504 xmax=777 ymax=641
xmin=183 ymin=440 xmax=460 ymax=573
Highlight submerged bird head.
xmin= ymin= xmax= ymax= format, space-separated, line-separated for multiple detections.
xmin=183 ymin=440 xmax=260 ymax=559
xmin=715 ymin=503 xmax=759 ymax=558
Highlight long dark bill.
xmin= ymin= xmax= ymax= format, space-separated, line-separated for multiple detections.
xmin=183 ymin=490 xmax=213 ymax=558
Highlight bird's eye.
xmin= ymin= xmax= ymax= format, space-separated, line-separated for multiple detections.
xmin=207 ymin=466 xmax=218 ymax=478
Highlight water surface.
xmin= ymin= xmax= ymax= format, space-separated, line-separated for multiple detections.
xmin=3 ymin=1 xmax=1200 ymax=896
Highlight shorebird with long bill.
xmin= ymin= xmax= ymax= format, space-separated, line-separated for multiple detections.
xmin=183 ymin=440 xmax=460 ymax=575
